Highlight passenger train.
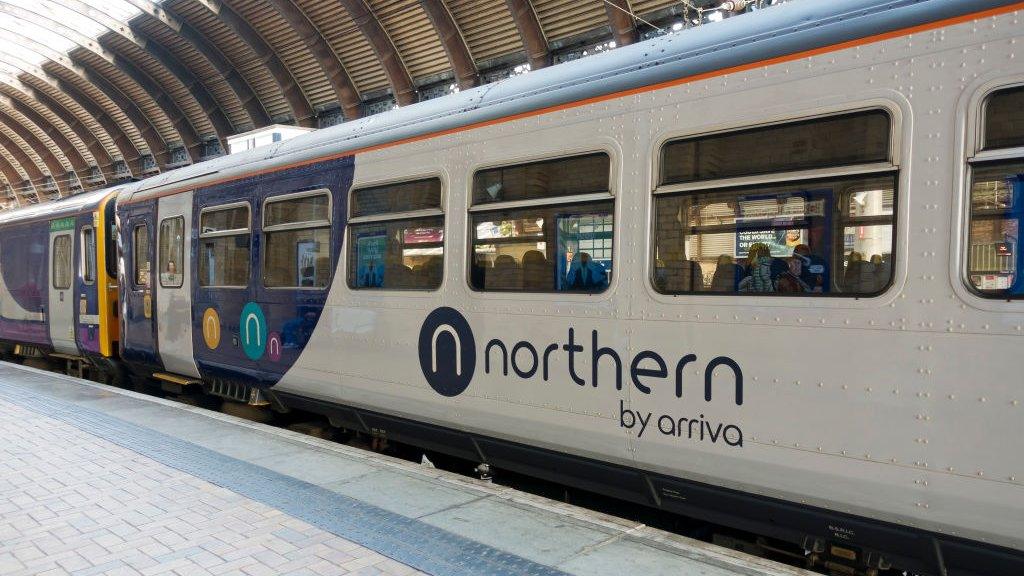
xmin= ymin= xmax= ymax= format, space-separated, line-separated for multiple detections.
xmin=0 ymin=1 xmax=1022 ymax=574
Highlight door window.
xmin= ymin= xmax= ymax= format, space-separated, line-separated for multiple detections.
xmin=52 ymin=234 xmax=72 ymax=289
xmin=81 ymin=226 xmax=96 ymax=285
xmin=159 ymin=216 xmax=185 ymax=288
xmin=133 ymin=224 xmax=150 ymax=288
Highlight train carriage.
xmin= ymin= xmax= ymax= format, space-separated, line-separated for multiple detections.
xmin=94 ymin=0 xmax=1024 ymax=573
xmin=0 ymin=188 xmax=120 ymax=372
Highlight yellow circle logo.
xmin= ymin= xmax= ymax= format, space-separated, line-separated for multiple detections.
xmin=202 ymin=308 xmax=221 ymax=350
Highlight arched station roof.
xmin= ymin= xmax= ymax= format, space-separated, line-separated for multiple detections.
xmin=0 ymin=0 xmax=743 ymax=208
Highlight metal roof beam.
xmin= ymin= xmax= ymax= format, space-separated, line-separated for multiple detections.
xmin=41 ymin=0 xmax=234 ymax=148
xmin=4 ymin=58 xmax=141 ymax=177
xmin=0 ymin=111 xmax=73 ymax=195
xmin=0 ymin=101 xmax=86 ymax=189
xmin=419 ymin=0 xmax=478 ymax=90
xmin=604 ymin=0 xmax=638 ymax=47
xmin=0 ymin=8 xmax=165 ymax=169
xmin=122 ymin=30 xmax=235 ymax=143
xmin=42 ymin=75 xmax=141 ymax=177
xmin=264 ymin=0 xmax=362 ymax=121
xmin=0 ymin=149 xmax=29 ymax=187
xmin=73 ymin=48 xmax=200 ymax=162
xmin=0 ymin=2 xmax=183 ymax=165
xmin=0 ymin=75 xmax=117 ymax=181
xmin=124 ymin=1 xmax=271 ymax=129
xmin=194 ymin=0 xmax=315 ymax=126
xmin=505 ymin=0 xmax=549 ymax=70
xmin=0 ymin=84 xmax=95 ymax=176
xmin=337 ymin=0 xmax=418 ymax=106
xmin=0 ymin=124 xmax=48 ymax=190
xmin=71 ymin=62 xmax=168 ymax=168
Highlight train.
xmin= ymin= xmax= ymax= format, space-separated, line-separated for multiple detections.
xmin=0 ymin=0 xmax=1022 ymax=574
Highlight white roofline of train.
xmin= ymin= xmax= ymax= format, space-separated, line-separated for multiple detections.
xmin=0 ymin=186 xmax=120 ymax=226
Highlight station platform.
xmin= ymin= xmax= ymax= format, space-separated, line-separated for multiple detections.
xmin=0 ymin=362 xmax=810 ymax=576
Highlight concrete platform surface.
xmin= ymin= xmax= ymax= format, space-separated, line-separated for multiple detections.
xmin=0 ymin=362 xmax=812 ymax=576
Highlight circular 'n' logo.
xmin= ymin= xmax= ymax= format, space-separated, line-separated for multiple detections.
xmin=418 ymin=307 xmax=476 ymax=397
xmin=202 ymin=308 xmax=221 ymax=350
xmin=240 ymin=302 xmax=267 ymax=360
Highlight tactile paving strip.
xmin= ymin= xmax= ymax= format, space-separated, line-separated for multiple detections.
xmin=0 ymin=378 xmax=568 ymax=576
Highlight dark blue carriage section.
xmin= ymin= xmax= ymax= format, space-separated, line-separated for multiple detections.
xmin=119 ymin=198 xmax=159 ymax=370
xmin=191 ymin=156 xmax=353 ymax=389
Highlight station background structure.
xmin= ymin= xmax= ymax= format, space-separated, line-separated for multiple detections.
xmin=0 ymin=0 xmax=782 ymax=209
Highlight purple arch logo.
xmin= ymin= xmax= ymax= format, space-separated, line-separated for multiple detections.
xmin=267 ymin=331 xmax=282 ymax=362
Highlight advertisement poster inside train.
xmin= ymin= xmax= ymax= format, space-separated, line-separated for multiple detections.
xmin=355 ymin=232 xmax=386 ymax=288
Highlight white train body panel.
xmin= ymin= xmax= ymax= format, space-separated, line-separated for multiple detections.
xmin=273 ymin=8 xmax=1024 ymax=553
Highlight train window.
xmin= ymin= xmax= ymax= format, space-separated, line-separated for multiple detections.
xmin=469 ymin=153 xmax=614 ymax=293
xmin=351 ymin=179 xmax=440 ymax=217
xmin=965 ymin=161 xmax=1022 ymax=296
xmin=198 ymin=204 xmax=250 ymax=288
xmin=981 ymin=86 xmax=1024 ymax=151
xmin=653 ymin=111 xmax=896 ymax=297
xmin=104 ymin=198 xmax=117 ymax=280
xmin=472 ymin=153 xmax=610 ymax=205
xmin=80 ymin=226 xmax=96 ymax=285
xmin=158 ymin=216 xmax=184 ymax=288
xmin=661 ymin=110 xmax=890 ymax=185
xmin=966 ymin=86 xmax=1024 ymax=298
xmin=132 ymin=224 xmax=150 ymax=288
xmin=52 ymin=234 xmax=72 ymax=290
xmin=263 ymin=191 xmax=331 ymax=288
xmin=348 ymin=178 xmax=444 ymax=290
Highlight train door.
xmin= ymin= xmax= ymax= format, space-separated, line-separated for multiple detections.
xmin=47 ymin=217 xmax=76 ymax=354
xmin=120 ymin=204 xmax=159 ymax=366
xmin=73 ymin=215 xmax=101 ymax=356
xmin=155 ymin=192 xmax=199 ymax=377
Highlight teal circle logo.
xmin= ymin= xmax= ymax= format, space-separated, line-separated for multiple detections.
xmin=240 ymin=302 xmax=267 ymax=360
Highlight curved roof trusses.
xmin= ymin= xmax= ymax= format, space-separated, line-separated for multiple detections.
xmin=0 ymin=0 xmax=702 ymax=206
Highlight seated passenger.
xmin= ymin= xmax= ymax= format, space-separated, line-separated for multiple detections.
xmin=710 ymin=254 xmax=744 ymax=292
xmin=792 ymin=244 xmax=828 ymax=293
xmin=871 ymin=254 xmax=891 ymax=292
xmin=776 ymin=257 xmax=812 ymax=293
xmin=739 ymin=242 xmax=775 ymax=292
xmin=160 ymin=261 xmax=182 ymax=287
xmin=843 ymin=251 xmax=877 ymax=294
xmin=521 ymin=250 xmax=549 ymax=290
xmin=489 ymin=254 xmax=521 ymax=290
xmin=565 ymin=252 xmax=609 ymax=291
